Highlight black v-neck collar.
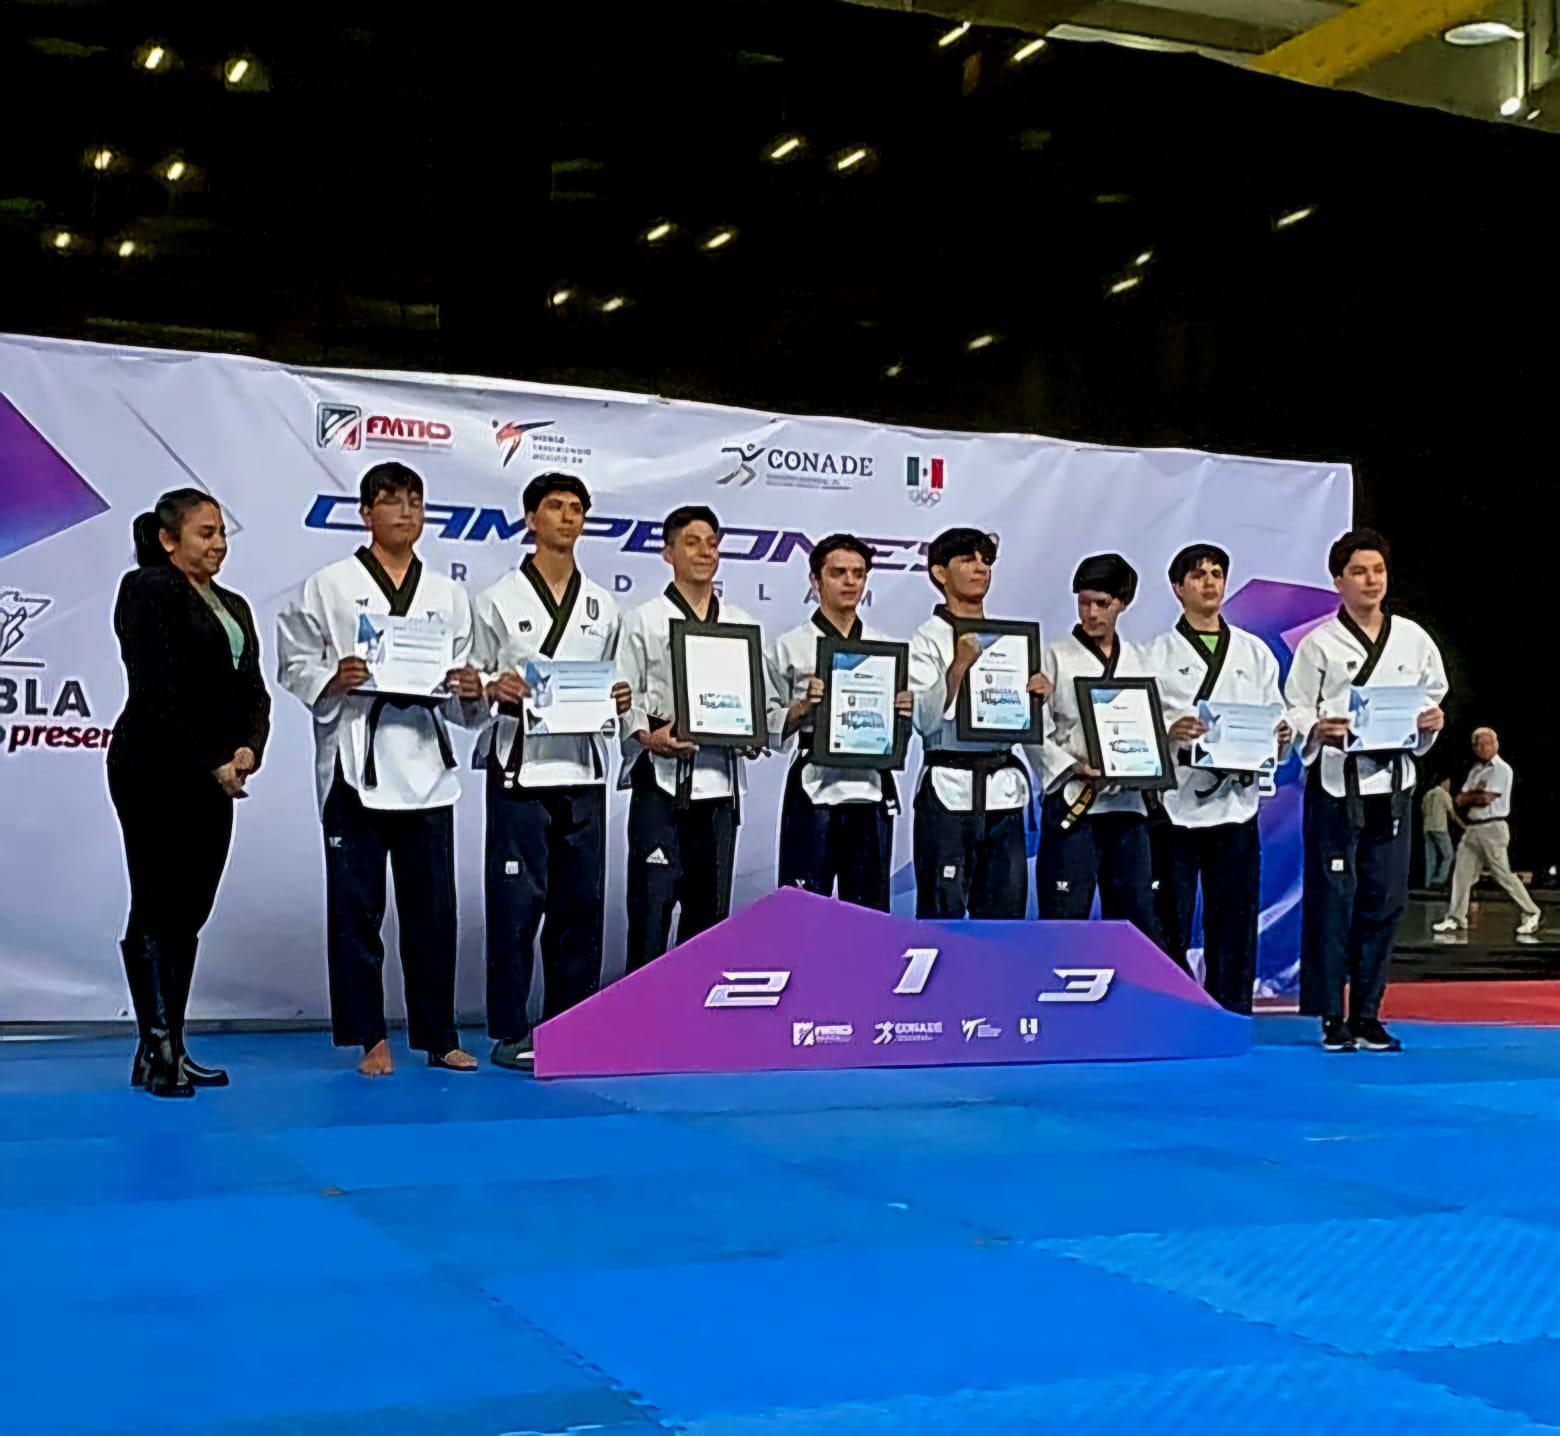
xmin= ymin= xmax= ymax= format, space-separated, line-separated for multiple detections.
xmin=665 ymin=582 xmax=718 ymax=624
xmin=1072 ymin=623 xmax=1120 ymax=678
xmin=355 ymin=547 xmax=422 ymax=617
xmin=521 ymin=555 xmax=582 ymax=657
xmin=1175 ymin=615 xmax=1230 ymax=702
xmin=1337 ymin=607 xmax=1392 ymax=685
xmin=812 ymin=608 xmax=862 ymax=641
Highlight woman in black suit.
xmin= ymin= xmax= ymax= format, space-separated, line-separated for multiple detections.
xmin=110 ymin=488 xmax=270 ymax=1098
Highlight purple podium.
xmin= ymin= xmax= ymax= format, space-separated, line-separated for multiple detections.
xmin=534 ymin=890 xmax=1249 ymax=1078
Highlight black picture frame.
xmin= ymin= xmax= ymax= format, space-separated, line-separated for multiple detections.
xmin=1074 ymin=675 xmax=1176 ymax=790
xmin=952 ymin=618 xmax=1045 ymax=745
xmin=670 ymin=620 xmax=766 ymax=749
xmin=813 ymin=636 xmax=912 ymax=771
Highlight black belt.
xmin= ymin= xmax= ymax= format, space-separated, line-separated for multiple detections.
xmin=924 ymin=748 xmax=1020 ymax=817
xmin=362 ymin=695 xmax=454 ymax=789
xmin=1177 ymin=746 xmax=1257 ymax=801
xmin=1308 ymin=752 xmax=1411 ymax=826
xmin=647 ymin=714 xmax=740 ymax=824
xmin=1466 ymin=816 xmax=1504 ymax=826
xmin=793 ymin=732 xmax=899 ymax=816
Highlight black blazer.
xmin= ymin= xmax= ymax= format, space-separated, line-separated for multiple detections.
xmin=111 ymin=566 xmax=271 ymax=778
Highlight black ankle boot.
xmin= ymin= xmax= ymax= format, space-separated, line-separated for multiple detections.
xmin=120 ymin=936 xmax=195 ymax=1100
xmin=168 ymin=936 xmax=227 ymax=1088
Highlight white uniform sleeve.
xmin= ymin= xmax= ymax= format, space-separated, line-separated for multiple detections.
xmin=617 ymin=608 xmax=652 ymax=760
xmin=276 ymin=573 xmax=342 ymax=723
xmin=908 ymin=627 xmax=949 ymax=740
xmin=470 ymin=586 xmax=506 ymax=682
xmin=1283 ymin=634 xmax=1326 ymax=766
xmin=764 ymin=639 xmax=793 ymax=750
xmin=443 ymin=588 xmax=488 ymax=731
xmin=1031 ymin=641 xmax=1079 ymax=794
xmin=1414 ymin=633 xmax=1449 ymax=758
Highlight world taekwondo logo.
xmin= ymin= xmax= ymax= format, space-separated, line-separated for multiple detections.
xmin=716 ymin=442 xmax=764 ymax=487
xmin=0 ymin=591 xmax=50 ymax=665
xmin=493 ymin=418 xmax=555 ymax=468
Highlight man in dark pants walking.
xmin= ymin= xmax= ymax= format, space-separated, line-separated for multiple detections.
xmin=1285 ymin=528 xmax=1447 ymax=1052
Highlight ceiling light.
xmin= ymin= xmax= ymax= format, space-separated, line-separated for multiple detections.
xmin=644 ymin=221 xmax=673 ymax=243
xmin=600 ymin=296 xmax=626 ymax=313
xmin=967 ymin=334 xmax=997 ymax=351
xmin=165 ymin=159 xmax=187 ymax=181
xmin=1012 ymin=37 xmax=1047 ymax=63
xmin=1275 ymin=205 xmax=1315 ymax=229
xmin=142 ymin=46 xmax=166 ymax=71
xmin=1134 ymin=249 xmax=1153 ymax=266
xmin=225 ymin=57 xmax=250 ymax=85
xmin=117 ymin=240 xmax=137 ymax=258
xmin=92 ymin=148 xmax=114 ymax=172
xmin=769 ymin=137 xmax=801 ymax=160
xmin=836 ymin=147 xmax=869 ymax=172
xmin=1500 ymin=95 xmax=1524 ymax=117
xmin=1110 ymin=276 xmax=1141 ymax=294
xmin=1444 ymin=21 xmax=1524 ymax=45
xmin=1528 ymin=108 xmax=1543 ymax=121
xmin=52 ymin=231 xmax=74 ymax=251
xmin=937 ymin=23 xmax=970 ymax=48
xmin=704 ymin=229 xmax=735 ymax=250
xmin=884 ymin=362 xmax=904 ymax=378
xmin=551 ymin=288 xmax=572 ymax=306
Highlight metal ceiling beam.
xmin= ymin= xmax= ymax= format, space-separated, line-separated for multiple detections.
xmin=840 ymin=1 xmax=1094 ymax=34
xmin=1251 ymin=0 xmax=1502 ymax=86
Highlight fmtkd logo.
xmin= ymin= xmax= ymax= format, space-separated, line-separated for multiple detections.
xmin=316 ymin=403 xmax=453 ymax=451
xmin=0 ymin=591 xmax=111 ymax=755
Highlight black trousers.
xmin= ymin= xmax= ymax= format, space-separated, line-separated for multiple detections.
xmin=108 ymin=750 xmax=234 ymax=948
xmin=1035 ymin=792 xmax=1161 ymax=946
xmin=1158 ymin=817 xmax=1261 ymax=1014
xmin=912 ymin=779 xmax=1027 ymax=919
xmin=1300 ymin=784 xmax=1410 ymax=1021
xmin=484 ymin=764 xmax=605 ymax=1042
xmin=778 ymin=767 xmax=892 ymax=912
xmin=624 ymin=760 xmax=736 ymax=971
xmin=322 ymin=774 xmax=458 ymax=1055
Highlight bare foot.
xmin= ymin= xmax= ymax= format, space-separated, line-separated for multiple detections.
xmin=357 ymin=1040 xmax=393 ymax=1077
xmin=435 ymin=1048 xmax=478 ymax=1071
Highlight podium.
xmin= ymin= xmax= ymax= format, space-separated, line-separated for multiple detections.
xmin=535 ymin=889 xmax=1249 ymax=1078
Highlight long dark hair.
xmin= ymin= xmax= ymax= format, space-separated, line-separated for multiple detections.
xmin=132 ymin=488 xmax=218 ymax=568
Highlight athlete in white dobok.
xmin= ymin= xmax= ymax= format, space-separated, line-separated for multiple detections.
xmin=471 ymin=472 xmax=631 ymax=1069
xmin=1433 ymin=727 xmax=1542 ymax=941
xmin=277 ymin=462 xmax=487 ymax=1078
xmin=766 ymin=533 xmax=912 ymax=911
xmin=1146 ymin=543 xmax=1291 ymax=1014
xmin=1285 ymin=527 xmax=1447 ymax=1053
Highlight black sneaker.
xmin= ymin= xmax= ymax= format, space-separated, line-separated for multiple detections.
xmin=491 ymin=1037 xmax=535 ymax=1070
xmin=1349 ymin=1018 xmax=1402 ymax=1053
xmin=1321 ymin=1018 xmax=1356 ymax=1053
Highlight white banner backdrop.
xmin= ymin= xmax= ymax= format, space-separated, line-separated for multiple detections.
xmin=0 ymin=333 xmax=1351 ymax=1021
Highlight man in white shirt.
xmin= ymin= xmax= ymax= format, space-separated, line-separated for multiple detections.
xmin=767 ymin=534 xmax=911 ymax=911
xmin=1146 ymin=544 xmax=1291 ymax=1013
xmin=277 ymin=463 xmax=487 ymax=1077
xmin=618 ymin=505 xmax=762 ymax=968
xmin=1433 ymin=728 xmax=1541 ymax=940
xmin=1032 ymin=553 xmax=1160 ymax=944
xmin=909 ymin=527 xmax=1049 ymax=919
xmin=1285 ymin=528 xmax=1447 ymax=1053
xmin=471 ymin=473 xmax=632 ymax=1069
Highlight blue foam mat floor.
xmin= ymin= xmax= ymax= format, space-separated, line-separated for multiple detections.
xmin=5 ymin=1017 xmax=1560 ymax=1434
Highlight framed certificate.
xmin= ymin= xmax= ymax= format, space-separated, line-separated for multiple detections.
xmin=1075 ymin=676 xmax=1175 ymax=790
xmin=522 ymin=659 xmax=617 ymax=737
xmin=814 ymin=636 xmax=911 ymax=770
xmin=671 ymin=621 xmax=766 ymax=748
xmin=952 ymin=619 xmax=1044 ymax=745
xmin=353 ymin=613 xmax=453 ymax=698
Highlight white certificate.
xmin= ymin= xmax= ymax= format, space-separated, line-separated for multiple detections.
xmin=1092 ymin=685 xmax=1164 ymax=780
xmin=684 ymin=632 xmax=756 ymax=738
xmin=521 ymin=660 xmax=616 ymax=736
xmin=1345 ymin=683 xmax=1429 ymax=753
xmin=969 ymin=634 xmax=1031 ymax=732
xmin=1191 ymin=700 xmax=1282 ymax=774
xmin=354 ymin=612 xmax=452 ymax=697
xmin=828 ymin=652 xmax=896 ymax=757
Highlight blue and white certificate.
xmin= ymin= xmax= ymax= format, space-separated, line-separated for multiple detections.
xmin=968 ymin=633 xmax=1031 ymax=732
xmin=354 ymin=613 xmax=452 ymax=697
xmin=1345 ymin=683 xmax=1429 ymax=754
xmin=521 ymin=660 xmax=616 ymax=736
xmin=827 ymin=651 xmax=896 ymax=757
xmin=1191 ymin=700 xmax=1282 ymax=774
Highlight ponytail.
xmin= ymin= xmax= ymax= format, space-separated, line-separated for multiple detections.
xmin=131 ymin=488 xmax=217 ymax=568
